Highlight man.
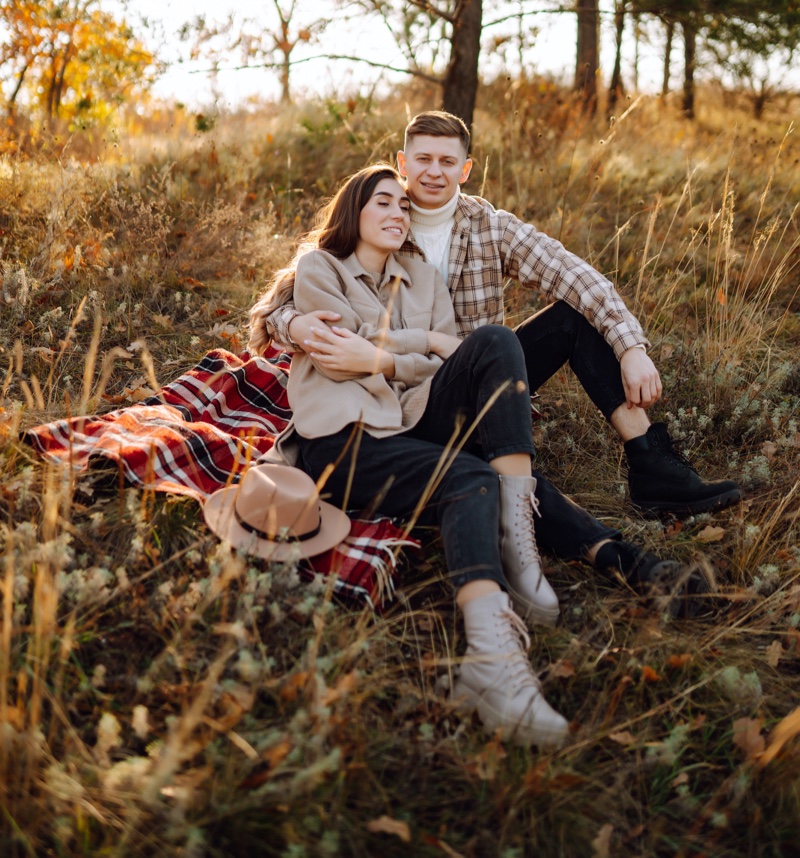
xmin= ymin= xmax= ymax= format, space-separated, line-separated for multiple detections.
xmin=255 ymin=111 xmax=727 ymax=612
xmin=395 ymin=110 xmax=741 ymax=516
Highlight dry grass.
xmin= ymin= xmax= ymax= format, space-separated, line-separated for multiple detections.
xmin=1 ymin=80 xmax=799 ymax=857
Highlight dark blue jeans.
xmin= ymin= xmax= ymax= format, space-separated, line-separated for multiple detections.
xmin=298 ymin=326 xmax=617 ymax=589
xmin=514 ymin=300 xmax=628 ymax=420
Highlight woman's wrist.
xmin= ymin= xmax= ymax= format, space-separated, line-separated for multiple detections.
xmin=378 ymin=348 xmax=395 ymax=379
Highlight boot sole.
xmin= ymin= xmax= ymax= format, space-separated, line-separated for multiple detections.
xmin=452 ymin=679 xmax=568 ymax=751
xmin=508 ymin=590 xmax=560 ymax=628
xmin=632 ymin=487 xmax=743 ymax=516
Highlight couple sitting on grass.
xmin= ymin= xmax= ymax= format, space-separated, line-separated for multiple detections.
xmin=221 ymin=111 xmax=741 ymax=750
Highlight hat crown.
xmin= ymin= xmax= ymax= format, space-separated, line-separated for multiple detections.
xmin=235 ymin=465 xmax=321 ymax=542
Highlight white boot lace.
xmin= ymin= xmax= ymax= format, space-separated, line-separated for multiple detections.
xmin=511 ymin=490 xmax=544 ymax=590
xmin=495 ymin=607 xmax=542 ymax=693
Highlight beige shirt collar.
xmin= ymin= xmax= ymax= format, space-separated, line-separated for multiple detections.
xmin=341 ymin=252 xmax=413 ymax=290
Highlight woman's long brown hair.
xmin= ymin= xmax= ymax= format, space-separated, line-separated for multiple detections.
xmin=248 ymin=164 xmax=401 ymax=353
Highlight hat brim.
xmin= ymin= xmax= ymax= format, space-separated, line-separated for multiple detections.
xmin=203 ymin=483 xmax=351 ymax=561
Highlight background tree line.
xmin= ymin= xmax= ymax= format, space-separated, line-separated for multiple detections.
xmin=2 ymin=0 xmax=799 ymax=134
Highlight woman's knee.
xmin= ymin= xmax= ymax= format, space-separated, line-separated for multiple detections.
xmin=467 ymin=323 xmax=520 ymax=350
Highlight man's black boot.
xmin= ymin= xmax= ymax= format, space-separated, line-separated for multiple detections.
xmin=595 ymin=540 xmax=712 ymax=619
xmin=625 ymin=422 xmax=742 ymax=516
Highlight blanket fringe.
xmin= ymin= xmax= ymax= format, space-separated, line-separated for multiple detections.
xmin=371 ymin=537 xmax=419 ymax=606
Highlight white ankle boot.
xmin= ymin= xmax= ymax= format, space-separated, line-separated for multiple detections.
xmin=498 ymin=474 xmax=560 ymax=627
xmin=453 ymin=591 xmax=569 ymax=750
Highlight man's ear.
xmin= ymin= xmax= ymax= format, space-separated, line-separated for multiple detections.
xmin=460 ymin=158 xmax=473 ymax=184
xmin=396 ymin=150 xmax=407 ymax=176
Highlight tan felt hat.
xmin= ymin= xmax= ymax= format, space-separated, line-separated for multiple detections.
xmin=203 ymin=464 xmax=350 ymax=561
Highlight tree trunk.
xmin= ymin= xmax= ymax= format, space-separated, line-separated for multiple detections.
xmin=280 ymin=51 xmax=292 ymax=104
xmin=682 ymin=20 xmax=696 ymax=118
xmin=54 ymin=46 xmax=72 ymax=118
xmin=752 ymin=80 xmax=768 ymax=119
xmin=661 ymin=18 xmax=674 ymax=101
xmin=575 ymin=0 xmax=599 ymax=115
xmin=46 ymin=52 xmax=59 ymax=119
xmin=608 ymin=1 xmax=625 ymax=117
xmin=441 ymin=0 xmax=483 ymax=135
xmin=7 ymin=63 xmax=29 ymax=115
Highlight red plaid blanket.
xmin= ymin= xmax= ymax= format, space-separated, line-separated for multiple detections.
xmin=23 ymin=347 xmax=418 ymax=608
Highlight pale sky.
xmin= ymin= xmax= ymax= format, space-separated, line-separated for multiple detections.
xmin=115 ymin=1 xmax=670 ymax=109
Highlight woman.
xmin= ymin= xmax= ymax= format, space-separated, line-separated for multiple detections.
xmin=253 ymin=165 xmax=568 ymax=751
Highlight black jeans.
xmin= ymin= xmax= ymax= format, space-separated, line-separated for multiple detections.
xmin=298 ymin=326 xmax=617 ymax=589
xmin=514 ymin=300 xmax=627 ymax=421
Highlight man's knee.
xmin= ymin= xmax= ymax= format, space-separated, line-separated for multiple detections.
xmin=541 ymin=301 xmax=587 ymax=329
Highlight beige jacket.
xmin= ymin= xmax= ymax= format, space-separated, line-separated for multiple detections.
xmin=270 ymin=250 xmax=457 ymax=462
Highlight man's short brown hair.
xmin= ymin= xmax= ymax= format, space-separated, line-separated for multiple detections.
xmin=404 ymin=111 xmax=470 ymax=155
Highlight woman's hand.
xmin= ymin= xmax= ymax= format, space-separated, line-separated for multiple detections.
xmin=288 ymin=310 xmax=342 ymax=350
xmin=305 ymin=325 xmax=395 ymax=378
xmin=427 ymin=330 xmax=462 ymax=359
xmin=620 ymin=347 xmax=662 ymax=408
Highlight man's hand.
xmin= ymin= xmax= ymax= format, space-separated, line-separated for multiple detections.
xmin=305 ymin=325 xmax=394 ymax=378
xmin=427 ymin=330 xmax=462 ymax=359
xmin=620 ymin=347 xmax=662 ymax=409
xmin=287 ymin=310 xmax=342 ymax=351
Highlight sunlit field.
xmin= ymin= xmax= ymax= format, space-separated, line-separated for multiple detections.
xmin=1 ymin=79 xmax=800 ymax=856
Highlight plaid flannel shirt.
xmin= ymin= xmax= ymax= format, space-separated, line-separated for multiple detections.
xmin=266 ymin=194 xmax=648 ymax=359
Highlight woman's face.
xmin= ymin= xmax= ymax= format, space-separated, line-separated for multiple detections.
xmin=355 ymin=177 xmax=410 ymax=267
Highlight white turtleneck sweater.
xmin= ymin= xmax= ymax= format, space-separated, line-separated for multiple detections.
xmin=409 ymin=191 xmax=460 ymax=285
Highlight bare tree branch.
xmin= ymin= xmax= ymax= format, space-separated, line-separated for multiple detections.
xmin=188 ymin=53 xmax=442 ymax=85
xmin=402 ymin=0 xmax=456 ymax=26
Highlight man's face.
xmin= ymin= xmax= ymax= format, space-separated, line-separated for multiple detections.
xmin=397 ymin=135 xmax=472 ymax=210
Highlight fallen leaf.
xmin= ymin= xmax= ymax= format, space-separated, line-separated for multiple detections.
xmin=717 ymin=287 xmax=727 ymax=306
xmin=468 ymin=735 xmax=507 ymax=781
xmin=695 ymin=525 xmax=726 ymax=543
xmin=667 ymin=653 xmax=692 ymax=669
xmin=758 ymin=706 xmax=800 ymax=768
xmin=152 ymin=314 xmax=174 ymax=330
xmin=641 ymin=665 xmax=662 ymax=683
xmin=733 ymin=717 xmax=765 ymax=762
xmin=603 ymin=675 xmax=634 ymax=723
xmin=761 ymin=440 xmax=778 ymax=461
xmin=609 ymin=730 xmax=636 ymax=745
xmin=264 ymin=739 xmax=292 ymax=769
xmin=665 ymin=520 xmax=684 ymax=538
xmin=672 ymin=772 xmax=689 ymax=787
xmin=366 ymin=815 xmax=411 ymax=843
xmin=592 ymin=823 xmax=614 ymax=858
xmin=126 ymin=386 xmax=156 ymax=402
xmin=660 ymin=343 xmax=675 ymax=359
xmin=422 ymin=836 xmax=465 ymax=857
xmin=765 ymin=640 xmax=784 ymax=668
xmin=280 ymin=671 xmax=310 ymax=702
xmin=550 ymin=659 xmax=576 ymax=678
xmin=237 ymin=739 xmax=292 ymax=790
xmin=320 ymin=671 xmax=358 ymax=706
